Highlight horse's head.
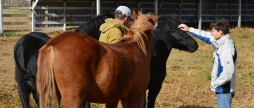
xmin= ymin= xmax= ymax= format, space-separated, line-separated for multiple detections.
xmin=154 ymin=17 xmax=198 ymax=52
xmin=75 ymin=11 xmax=114 ymax=40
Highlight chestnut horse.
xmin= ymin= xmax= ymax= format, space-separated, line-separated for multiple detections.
xmin=13 ymin=12 xmax=113 ymax=108
xmin=36 ymin=11 xmax=159 ymax=108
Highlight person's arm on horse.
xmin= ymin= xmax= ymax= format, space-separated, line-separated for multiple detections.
xmin=178 ymin=24 xmax=214 ymax=44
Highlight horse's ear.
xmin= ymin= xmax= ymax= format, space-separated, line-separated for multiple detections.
xmin=152 ymin=16 xmax=159 ymax=23
xmin=132 ymin=9 xmax=137 ymax=20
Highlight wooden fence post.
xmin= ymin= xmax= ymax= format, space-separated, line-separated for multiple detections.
xmin=63 ymin=0 xmax=66 ymax=31
xmin=198 ymin=0 xmax=202 ymax=30
xmin=96 ymin=0 xmax=100 ymax=15
xmin=238 ymin=0 xmax=241 ymax=28
xmin=0 ymin=0 xmax=3 ymax=34
xmin=32 ymin=0 xmax=39 ymax=32
xmin=154 ymin=0 xmax=158 ymax=16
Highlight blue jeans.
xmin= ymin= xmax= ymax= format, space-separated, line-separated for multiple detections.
xmin=216 ymin=92 xmax=235 ymax=108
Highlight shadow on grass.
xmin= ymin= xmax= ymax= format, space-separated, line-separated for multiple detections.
xmin=179 ymin=105 xmax=213 ymax=108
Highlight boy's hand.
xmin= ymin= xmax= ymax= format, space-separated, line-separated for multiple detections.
xmin=210 ymin=80 xmax=219 ymax=90
xmin=178 ymin=24 xmax=190 ymax=32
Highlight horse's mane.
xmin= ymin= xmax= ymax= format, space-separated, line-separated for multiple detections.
xmin=119 ymin=12 xmax=156 ymax=56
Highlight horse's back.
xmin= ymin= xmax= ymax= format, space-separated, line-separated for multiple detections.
xmin=15 ymin=32 xmax=51 ymax=46
xmin=14 ymin=32 xmax=51 ymax=55
xmin=46 ymin=32 xmax=100 ymax=50
xmin=45 ymin=32 xmax=104 ymax=74
xmin=14 ymin=32 xmax=51 ymax=76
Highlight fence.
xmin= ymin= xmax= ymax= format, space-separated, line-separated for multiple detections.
xmin=2 ymin=0 xmax=32 ymax=32
xmin=1 ymin=0 xmax=254 ymax=33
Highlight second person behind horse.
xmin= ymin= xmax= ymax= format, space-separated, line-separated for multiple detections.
xmin=99 ymin=6 xmax=133 ymax=44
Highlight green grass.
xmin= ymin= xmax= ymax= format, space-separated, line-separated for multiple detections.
xmin=241 ymin=71 xmax=254 ymax=81
xmin=197 ymin=70 xmax=212 ymax=80
xmin=1 ymin=32 xmax=19 ymax=37
xmin=239 ymin=34 xmax=250 ymax=38
xmin=251 ymin=42 xmax=254 ymax=46
xmin=3 ymin=9 xmax=31 ymax=14
xmin=244 ymin=72 xmax=254 ymax=79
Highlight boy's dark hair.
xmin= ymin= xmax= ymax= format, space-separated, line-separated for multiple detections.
xmin=210 ymin=18 xmax=230 ymax=34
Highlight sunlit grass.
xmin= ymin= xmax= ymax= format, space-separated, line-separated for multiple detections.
xmin=3 ymin=9 xmax=31 ymax=14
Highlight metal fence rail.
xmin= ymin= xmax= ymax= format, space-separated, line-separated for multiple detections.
xmin=1 ymin=0 xmax=254 ymax=34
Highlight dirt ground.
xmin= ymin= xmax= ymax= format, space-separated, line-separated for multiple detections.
xmin=1 ymin=28 xmax=254 ymax=108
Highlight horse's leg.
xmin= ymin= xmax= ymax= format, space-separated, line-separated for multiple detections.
xmin=126 ymin=95 xmax=144 ymax=108
xmin=82 ymin=101 xmax=91 ymax=108
xmin=105 ymin=101 xmax=118 ymax=108
xmin=15 ymin=67 xmax=31 ymax=108
xmin=55 ymin=77 xmax=87 ymax=108
xmin=147 ymin=83 xmax=162 ymax=108
xmin=148 ymin=62 xmax=166 ymax=108
xmin=141 ymin=92 xmax=146 ymax=108
xmin=62 ymin=95 xmax=83 ymax=108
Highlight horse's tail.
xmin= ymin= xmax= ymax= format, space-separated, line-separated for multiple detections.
xmin=15 ymin=66 xmax=30 ymax=108
xmin=14 ymin=44 xmax=31 ymax=108
xmin=36 ymin=45 xmax=60 ymax=108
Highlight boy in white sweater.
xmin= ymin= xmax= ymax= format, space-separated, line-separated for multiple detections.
xmin=178 ymin=19 xmax=237 ymax=108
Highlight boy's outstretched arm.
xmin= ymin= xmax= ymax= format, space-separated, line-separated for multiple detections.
xmin=178 ymin=24 xmax=213 ymax=45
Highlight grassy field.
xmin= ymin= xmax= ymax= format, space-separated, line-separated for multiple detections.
xmin=1 ymin=9 xmax=254 ymax=108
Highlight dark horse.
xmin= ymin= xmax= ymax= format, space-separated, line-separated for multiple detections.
xmin=76 ymin=15 xmax=199 ymax=108
xmin=146 ymin=17 xmax=198 ymax=108
xmin=13 ymin=11 xmax=114 ymax=108
xmin=36 ymin=10 xmax=158 ymax=108
xmin=14 ymin=32 xmax=51 ymax=107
